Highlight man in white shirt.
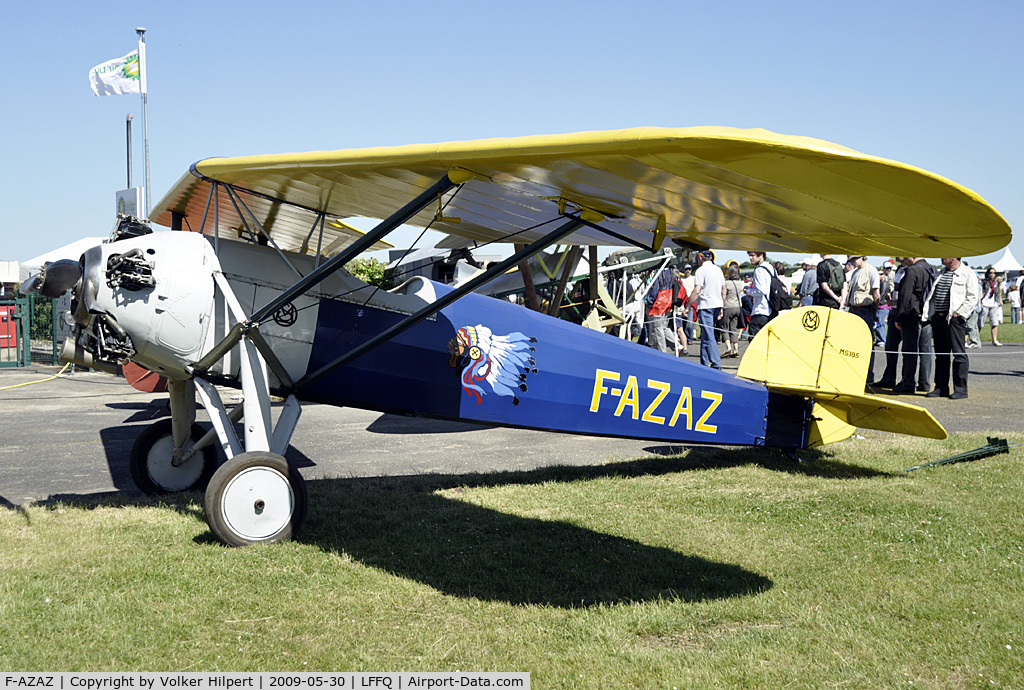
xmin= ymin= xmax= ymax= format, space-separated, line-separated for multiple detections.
xmin=746 ymin=251 xmax=775 ymax=337
xmin=846 ymin=256 xmax=881 ymax=381
xmin=687 ymin=250 xmax=725 ymax=369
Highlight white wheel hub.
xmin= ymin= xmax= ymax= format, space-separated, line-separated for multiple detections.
xmin=220 ymin=466 xmax=295 ymax=541
xmin=147 ymin=435 xmax=204 ymax=492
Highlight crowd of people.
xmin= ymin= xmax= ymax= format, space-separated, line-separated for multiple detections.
xmin=627 ymin=251 xmax=1021 ymax=401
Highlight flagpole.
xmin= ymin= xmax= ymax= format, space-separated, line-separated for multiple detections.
xmin=126 ymin=113 xmax=134 ymax=188
xmin=136 ymin=27 xmax=150 ymax=217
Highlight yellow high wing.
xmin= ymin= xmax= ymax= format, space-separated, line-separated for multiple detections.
xmin=737 ymin=307 xmax=946 ymax=446
xmin=151 ymin=127 xmax=1011 ymax=258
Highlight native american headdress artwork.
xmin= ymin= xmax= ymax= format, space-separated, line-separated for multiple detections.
xmin=446 ymin=325 xmax=537 ymax=406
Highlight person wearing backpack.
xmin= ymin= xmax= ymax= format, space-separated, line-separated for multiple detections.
xmin=814 ymin=254 xmax=845 ymax=309
xmin=746 ymin=251 xmax=775 ymax=337
xmin=644 ymin=266 xmax=676 ymax=354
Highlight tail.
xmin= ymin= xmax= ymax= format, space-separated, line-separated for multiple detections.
xmin=737 ymin=307 xmax=946 ymax=447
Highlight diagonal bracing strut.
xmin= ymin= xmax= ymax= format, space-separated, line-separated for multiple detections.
xmin=295 ymin=215 xmax=587 ymax=390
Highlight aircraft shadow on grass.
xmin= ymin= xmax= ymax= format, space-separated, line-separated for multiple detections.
xmin=293 ymin=471 xmax=773 ymax=608
xmin=6 ymin=460 xmax=775 ymax=608
xmin=4 ymin=417 xmax=900 ymax=608
xmin=2 ymin=393 xmax=902 ymax=608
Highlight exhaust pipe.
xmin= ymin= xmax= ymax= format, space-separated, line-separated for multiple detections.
xmin=59 ymin=338 xmax=119 ymax=375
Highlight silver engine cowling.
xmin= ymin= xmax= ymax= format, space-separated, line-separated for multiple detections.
xmin=63 ymin=232 xmax=218 ymax=379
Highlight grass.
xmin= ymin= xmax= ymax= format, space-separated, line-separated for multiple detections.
xmin=981 ymin=321 xmax=1023 ymax=343
xmin=1 ymin=432 xmax=1022 ymax=687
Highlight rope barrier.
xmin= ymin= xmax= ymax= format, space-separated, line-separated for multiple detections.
xmin=634 ymin=312 xmax=1014 ymax=357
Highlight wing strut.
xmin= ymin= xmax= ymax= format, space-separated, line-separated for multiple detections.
xmin=295 ymin=215 xmax=587 ymax=390
xmin=222 ymin=184 xmax=303 ymax=278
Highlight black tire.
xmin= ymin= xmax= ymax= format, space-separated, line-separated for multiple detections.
xmin=203 ymin=451 xmax=307 ymax=547
xmin=129 ymin=418 xmax=217 ymax=495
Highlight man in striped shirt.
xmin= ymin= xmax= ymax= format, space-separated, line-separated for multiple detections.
xmin=923 ymin=257 xmax=978 ymax=400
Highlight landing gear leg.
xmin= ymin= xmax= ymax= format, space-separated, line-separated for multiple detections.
xmin=195 ymin=339 xmax=306 ymax=546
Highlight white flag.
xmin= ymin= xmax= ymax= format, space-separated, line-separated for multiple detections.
xmin=89 ymin=50 xmax=143 ymax=96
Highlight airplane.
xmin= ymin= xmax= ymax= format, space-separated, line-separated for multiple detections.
xmin=22 ymin=126 xmax=1011 ymax=547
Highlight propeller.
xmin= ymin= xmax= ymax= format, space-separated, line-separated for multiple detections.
xmin=20 ymin=259 xmax=83 ymax=298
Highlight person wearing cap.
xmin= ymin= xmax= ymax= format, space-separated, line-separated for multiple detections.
xmin=797 ymin=256 xmax=818 ymax=306
xmin=846 ymin=256 xmax=881 ymax=380
xmin=875 ymin=260 xmax=896 ymax=345
xmin=880 ymin=260 xmax=896 ymax=296
xmin=687 ymin=250 xmax=725 ymax=369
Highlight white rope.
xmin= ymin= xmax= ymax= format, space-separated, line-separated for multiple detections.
xmin=637 ymin=313 xmax=1014 ymax=356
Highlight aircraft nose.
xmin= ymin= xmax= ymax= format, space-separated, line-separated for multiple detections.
xmin=20 ymin=259 xmax=83 ymax=298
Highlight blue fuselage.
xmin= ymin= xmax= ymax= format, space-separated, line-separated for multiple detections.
xmin=300 ymin=281 xmax=794 ymax=447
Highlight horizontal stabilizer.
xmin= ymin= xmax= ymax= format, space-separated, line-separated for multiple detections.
xmin=770 ymin=384 xmax=947 ymax=444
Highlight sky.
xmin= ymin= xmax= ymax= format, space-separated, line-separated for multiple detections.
xmin=1 ymin=0 xmax=1021 ymax=270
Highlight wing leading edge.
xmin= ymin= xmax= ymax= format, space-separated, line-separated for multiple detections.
xmin=151 ymin=127 xmax=1011 ymax=258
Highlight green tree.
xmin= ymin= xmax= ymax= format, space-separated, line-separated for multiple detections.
xmin=346 ymin=257 xmax=396 ymax=290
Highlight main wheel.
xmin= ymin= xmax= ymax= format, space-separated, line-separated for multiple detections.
xmin=203 ymin=451 xmax=308 ymax=547
xmin=129 ymin=418 xmax=217 ymax=494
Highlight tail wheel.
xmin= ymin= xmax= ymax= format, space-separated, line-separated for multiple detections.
xmin=129 ymin=418 xmax=217 ymax=494
xmin=204 ymin=451 xmax=307 ymax=547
